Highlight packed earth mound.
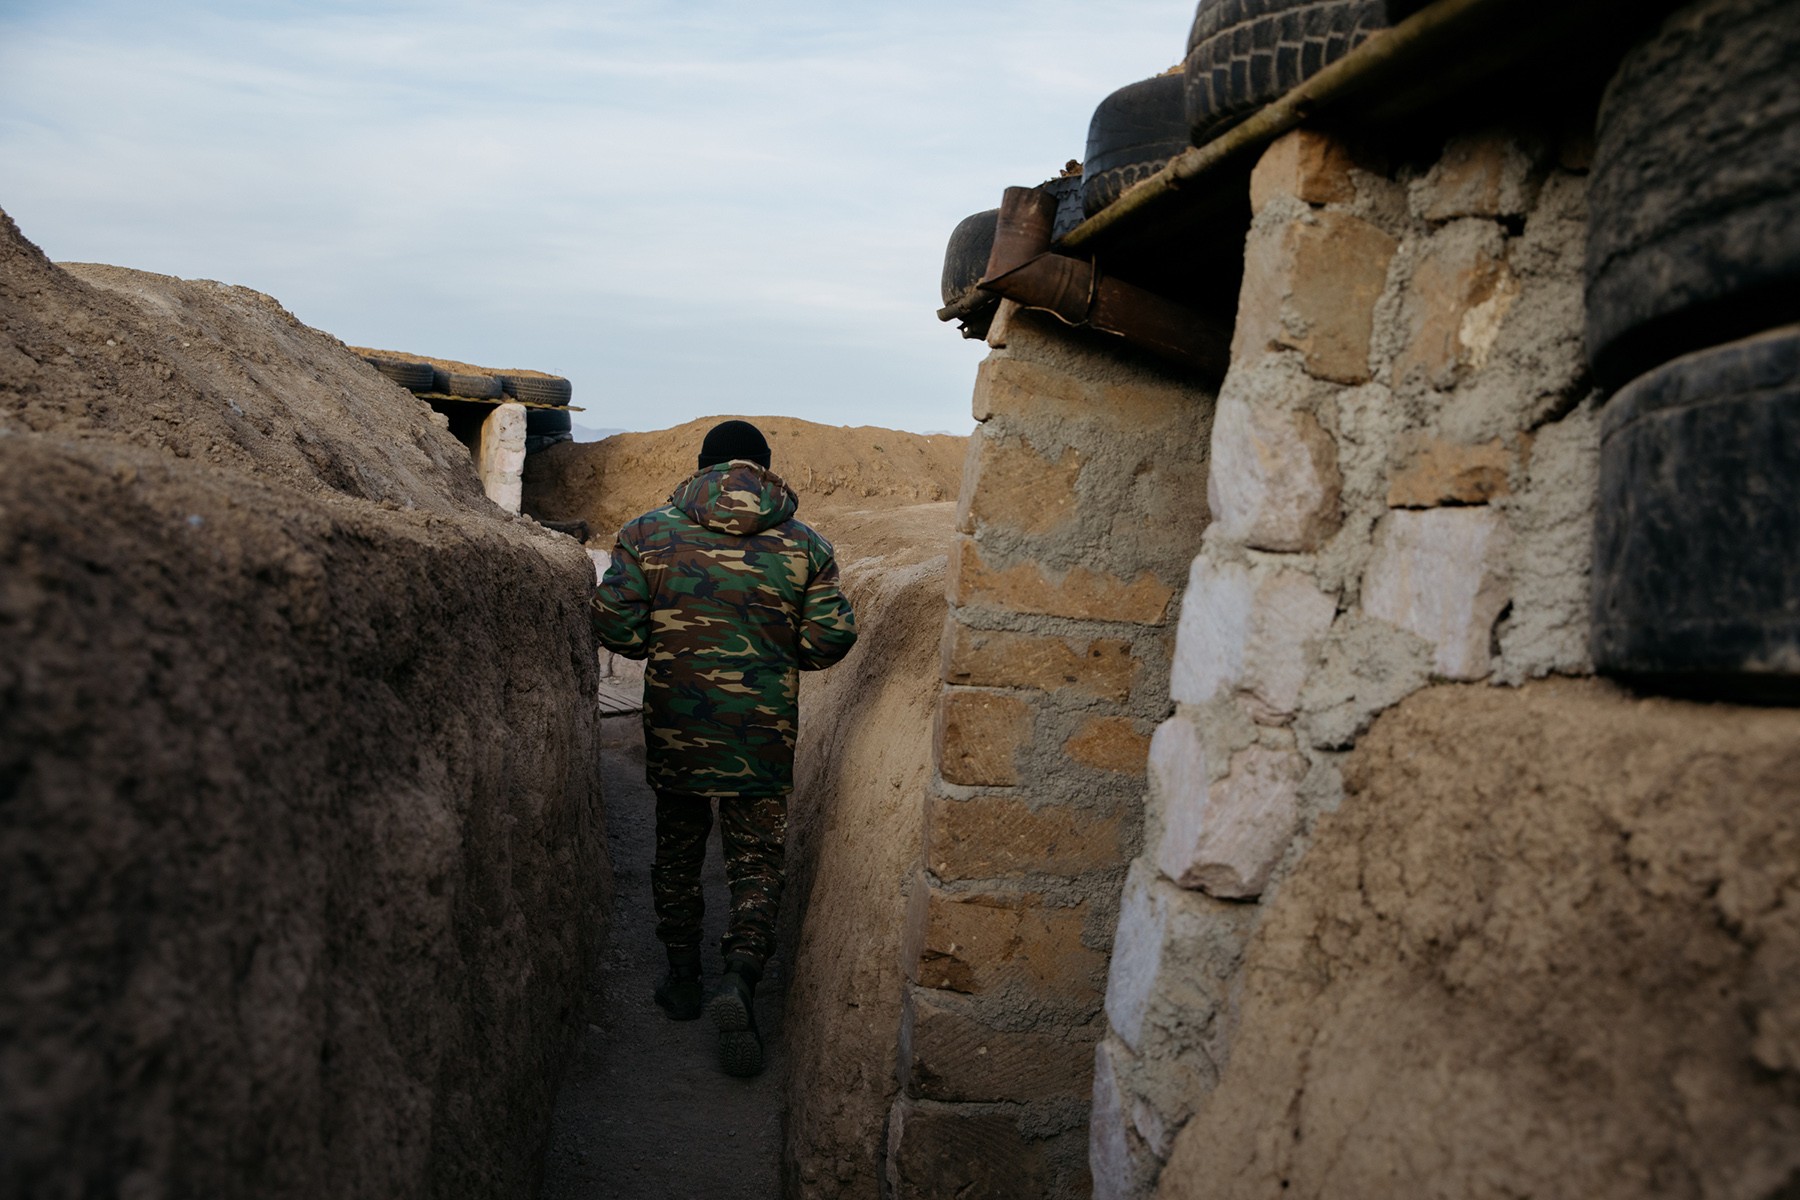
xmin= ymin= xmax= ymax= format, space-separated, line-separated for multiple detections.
xmin=1158 ymin=679 xmax=1800 ymax=1200
xmin=0 ymin=208 xmax=607 ymax=1200
xmin=521 ymin=416 xmax=968 ymax=541
xmin=782 ymin=502 xmax=958 ymax=1200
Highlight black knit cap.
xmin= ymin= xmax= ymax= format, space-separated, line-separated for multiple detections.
xmin=698 ymin=419 xmax=771 ymax=470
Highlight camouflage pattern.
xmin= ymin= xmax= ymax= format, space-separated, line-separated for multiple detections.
xmin=591 ymin=458 xmax=858 ymax=797
xmin=652 ymin=789 xmax=788 ymax=968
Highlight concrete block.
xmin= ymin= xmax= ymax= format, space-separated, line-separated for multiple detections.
xmin=1387 ymin=435 xmax=1516 ymax=508
xmin=942 ymin=622 xmax=1133 ymax=702
xmin=925 ymin=791 xmax=1127 ymax=882
xmin=1155 ymin=745 xmax=1305 ymax=899
xmin=1362 ymin=507 xmax=1513 ymax=680
xmin=970 ymin=348 xmax=1195 ymax=428
xmin=1250 ymin=129 xmax=1358 ymax=214
xmin=1171 ymin=558 xmax=1337 ymax=720
xmin=912 ymin=887 xmax=1105 ymax=1004
xmin=1063 ymin=716 xmax=1151 ymax=775
xmin=902 ymin=988 xmax=1096 ymax=1103
xmin=1206 ymin=386 xmax=1342 ymax=552
xmin=958 ymin=433 xmax=1084 ymax=535
xmin=886 ymin=1099 xmax=1048 ymax=1200
xmin=1233 ymin=209 xmax=1398 ymax=384
xmin=949 ymin=538 xmax=1175 ymax=626
xmin=476 ymin=402 xmax=526 ymax=513
xmin=935 ymin=688 xmax=1034 ymax=787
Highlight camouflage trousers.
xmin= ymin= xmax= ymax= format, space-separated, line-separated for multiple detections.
xmin=652 ymin=789 xmax=788 ymax=971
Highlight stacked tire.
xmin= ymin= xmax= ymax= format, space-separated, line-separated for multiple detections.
xmin=1585 ymin=0 xmax=1800 ymax=701
xmin=363 ymin=354 xmax=578 ymax=454
xmin=1182 ymin=0 xmax=1402 ymax=147
xmin=1082 ymin=73 xmax=1190 ymax=218
xmin=363 ymin=355 xmax=435 ymax=391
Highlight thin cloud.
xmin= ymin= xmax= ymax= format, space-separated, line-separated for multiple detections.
xmin=0 ymin=0 xmax=1193 ymax=432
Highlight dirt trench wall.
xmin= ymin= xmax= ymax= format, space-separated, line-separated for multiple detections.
xmin=0 ymin=211 xmax=607 ymax=1200
xmin=781 ymin=504 xmax=956 ymax=1200
xmin=1160 ymin=679 xmax=1800 ymax=1199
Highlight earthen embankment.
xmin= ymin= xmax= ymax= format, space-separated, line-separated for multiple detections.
xmin=0 ymin=209 xmax=607 ymax=1200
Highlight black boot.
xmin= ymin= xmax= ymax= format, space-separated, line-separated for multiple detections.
xmin=708 ymin=956 xmax=763 ymax=1077
xmin=653 ymin=945 xmax=703 ymax=1021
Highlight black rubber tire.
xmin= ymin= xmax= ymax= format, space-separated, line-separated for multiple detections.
xmin=1590 ymin=324 xmax=1800 ymax=701
xmin=499 ymin=374 xmax=573 ymax=406
xmin=525 ymin=406 xmax=572 ymax=437
xmin=941 ymin=208 xmax=999 ymax=306
xmin=365 ymin=356 xmax=435 ymax=392
xmin=444 ymin=371 xmax=503 ymax=400
xmin=1183 ymin=0 xmax=1391 ymax=147
xmin=1082 ymin=74 xmax=1190 ymax=217
xmin=1584 ymin=0 xmax=1800 ymax=390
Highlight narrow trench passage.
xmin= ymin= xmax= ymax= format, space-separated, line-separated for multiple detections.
xmin=537 ymin=715 xmax=786 ymax=1200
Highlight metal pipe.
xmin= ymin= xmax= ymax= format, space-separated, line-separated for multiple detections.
xmin=976 ymin=205 xmax=1230 ymax=380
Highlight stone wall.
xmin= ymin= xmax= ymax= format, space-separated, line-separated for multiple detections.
xmin=886 ymin=310 xmax=1216 ymax=1199
xmin=1087 ymin=116 xmax=1790 ymax=1198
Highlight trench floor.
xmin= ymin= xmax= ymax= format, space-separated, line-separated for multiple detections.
xmin=537 ymin=716 xmax=786 ymax=1200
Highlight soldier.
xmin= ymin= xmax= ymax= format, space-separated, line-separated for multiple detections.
xmin=591 ymin=419 xmax=857 ymax=1077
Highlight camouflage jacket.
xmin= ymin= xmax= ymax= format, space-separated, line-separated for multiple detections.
xmin=591 ymin=460 xmax=858 ymax=796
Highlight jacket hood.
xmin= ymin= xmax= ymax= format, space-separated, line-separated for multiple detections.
xmin=670 ymin=459 xmax=799 ymax=536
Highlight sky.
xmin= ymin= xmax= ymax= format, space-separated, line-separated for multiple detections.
xmin=0 ymin=1 xmax=1193 ymax=436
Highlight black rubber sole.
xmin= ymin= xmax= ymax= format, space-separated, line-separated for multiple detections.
xmin=654 ymin=980 xmax=703 ymax=1022
xmin=709 ymin=985 xmax=763 ymax=1077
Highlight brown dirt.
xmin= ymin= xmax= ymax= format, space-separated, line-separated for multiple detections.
xmin=2 ymin=209 xmax=607 ymax=1199
xmin=1157 ymin=677 xmax=1800 ymax=1200
xmin=520 ymin=418 xmax=969 ymax=543
xmin=782 ymin=502 xmax=958 ymax=1199
xmin=536 ymin=717 xmax=786 ymax=1200
xmin=347 ymin=345 xmax=568 ymax=382
xmin=535 ymin=501 xmax=957 ymax=1200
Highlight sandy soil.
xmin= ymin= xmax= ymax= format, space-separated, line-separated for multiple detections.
xmin=1158 ymin=677 xmax=1800 ymax=1200
xmin=538 ymin=501 xmax=957 ymax=1200
xmin=782 ymin=502 xmax=958 ymax=1199
xmin=2 ymin=209 xmax=606 ymax=1199
xmin=537 ymin=717 xmax=785 ymax=1200
xmin=520 ymin=417 xmax=968 ymax=543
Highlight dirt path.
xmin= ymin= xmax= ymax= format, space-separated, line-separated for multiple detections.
xmin=537 ymin=716 xmax=786 ymax=1200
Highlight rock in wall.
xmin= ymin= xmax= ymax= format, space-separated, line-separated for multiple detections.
xmin=781 ymin=503 xmax=956 ymax=1200
xmin=0 ymin=209 xmax=607 ymax=1199
xmin=1158 ymin=679 xmax=1800 ymax=1199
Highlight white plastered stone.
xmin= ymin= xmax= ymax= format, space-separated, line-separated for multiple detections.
xmin=1362 ymin=506 xmax=1513 ymax=680
xmin=1171 ymin=557 xmax=1337 ymax=721
xmin=1155 ymin=741 xmax=1304 ymax=900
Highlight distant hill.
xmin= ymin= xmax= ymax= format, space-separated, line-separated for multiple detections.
xmin=521 ymin=415 xmax=968 ymax=539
